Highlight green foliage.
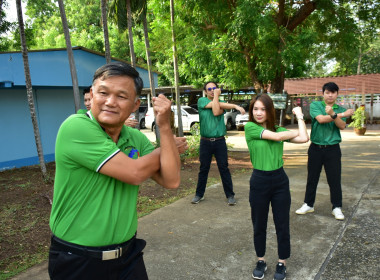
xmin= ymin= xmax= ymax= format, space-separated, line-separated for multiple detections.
xmin=181 ymin=125 xmax=200 ymax=160
xmin=348 ymin=106 xmax=366 ymax=129
xmin=1 ymin=0 xmax=379 ymax=90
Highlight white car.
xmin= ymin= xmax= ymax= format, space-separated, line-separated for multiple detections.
xmin=235 ymin=113 xmax=249 ymax=131
xmin=224 ymin=102 xmax=250 ymax=130
xmin=145 ymin=105 xmax=200 ymax=133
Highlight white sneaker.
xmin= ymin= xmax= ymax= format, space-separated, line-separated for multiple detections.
xmin=295 ymin=203 xmax=314 ymax=215
xmin=332 ymin=207 xmax=344 ymax=220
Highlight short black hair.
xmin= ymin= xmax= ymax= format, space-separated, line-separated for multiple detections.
xmin=203 ymin=81 xmax=218 ymax=91
xmin=322 ymin=82 xmax=339 ymax=94
xmin=92 ymin=62 xmax=144 ymax=97
xmin=83 ymin=86 xmax=91 ymax=95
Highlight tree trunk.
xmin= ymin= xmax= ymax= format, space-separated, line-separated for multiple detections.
xmin=239 ymin=41 xmax=263 ymax=92
xmin=271 ymin=38 xmax=285 ymax=93
xmin=57 ymin=0 xmax=81 ymax=112
xmin=127 ymin=0 xmax=136 ymax=67
xmin=101 ymin=0 xmax=111 ymax=63
xmin=357 ymin=46 xmax=362 ymax=75
xmin=16 ymin=0 xmax=47 ymax=179
xmin=170 ymin=0 xmax=183 ymax=137
xmin=142 ymin=11 xmax=160 ymax=141
xmin=126 ymin=0 xmax=139 ymax=129
xmin=142 ymin=15 xmax=156 ymax=101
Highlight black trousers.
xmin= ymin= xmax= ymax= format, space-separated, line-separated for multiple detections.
xmin=249 ymin=167 xmax=291 ymax=260
xmin=196 ymin=138 xmax=234 ymax=198
xmin=48 ymin=236 xmax=148 ymax=280
xmin=304 ymin=143 xmax=342 ymax=209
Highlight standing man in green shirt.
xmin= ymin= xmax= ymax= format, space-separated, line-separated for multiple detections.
xmin=49 ymin=62 xmax=187 ymax=279
xmin=296 ymin=82 xmax=354 ymax=220
xmin=191 ymin=81 xmax=245 ymax=205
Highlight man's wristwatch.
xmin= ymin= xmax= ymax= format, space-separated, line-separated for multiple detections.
xmin=331 ymin=113 xmax=337 ymax=120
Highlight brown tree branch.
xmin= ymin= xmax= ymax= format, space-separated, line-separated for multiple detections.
xmin=286 ymin=0 xmax=318 ymax=31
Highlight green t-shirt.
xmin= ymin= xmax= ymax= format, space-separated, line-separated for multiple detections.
xmin=245 ymin=122 xmax=287 ymax=171
xmin=310 ymin=101 xmax=347 ymax=145
xmin=50 ymin=111 xmax=154 ymax=246
xmin=198 ymin=97 xmax=226 ymax=138
xmin=76 ymin=109 xmax=88 ymax=114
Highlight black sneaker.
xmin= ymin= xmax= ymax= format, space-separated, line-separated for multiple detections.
xmin=252 ymin=260 xmax=267 ymax=279
xmin=273 ymin=262 xmax=286 ymax=280
xmin=191 ymin=195 xmax=204 ymax=204
xmin=227 ymin=196 xmax=236 ymax=205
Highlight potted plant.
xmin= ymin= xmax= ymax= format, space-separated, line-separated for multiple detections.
xmin=348 ymin=105 xmax=367 ymax=135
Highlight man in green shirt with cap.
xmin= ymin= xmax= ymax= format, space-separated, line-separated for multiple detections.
xmin=191 ymin=81 xmax=245 ymax=205
xmin=296 ymin=82 xmax=354 ymax=220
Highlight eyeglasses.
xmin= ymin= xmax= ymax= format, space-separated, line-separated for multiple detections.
xmin=207 ymin=87 xmax=217 ymax=91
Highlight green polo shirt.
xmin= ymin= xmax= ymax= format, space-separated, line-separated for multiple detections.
xmin=50 ymin=111 xmax=154 ymax=246
xmin=310 ymin=101 xmax=348 ymax=145
xmin=245 ymin=122 xmax=287 ymax=171
xmin=76 ymin=109 xmax=88 ymax=114
xmin=198 ymin=97 xmax=226 ymax=138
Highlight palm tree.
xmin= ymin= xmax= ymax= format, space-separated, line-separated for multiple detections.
xmin=139 ymin=2 xmax=159 ymax=139
xmin=170 ymin=0 xmax=183 ymax=137
xmin=101 ymin=0 xmax=111 ymax=63
xmin=126 ymin=0 xmax=136 ymax=67
xmin=57 ymin=0 xmax=81 ymax=112
xmin=16 ymin=0 xmax=47 ymax=179
xmin=110 ymin=0 xmax=143 ymax=129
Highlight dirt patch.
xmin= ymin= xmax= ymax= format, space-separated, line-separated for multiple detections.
xmin=0 ymin=151 xmax=252 ymax=277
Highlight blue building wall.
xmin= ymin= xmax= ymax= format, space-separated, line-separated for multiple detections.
xmin=0 ymin=47 xmax=158 ymax=170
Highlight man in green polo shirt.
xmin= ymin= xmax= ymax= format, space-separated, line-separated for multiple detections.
xmin=76 ymin=86 xmax=92 ymax=114
xmin=296 ymin=82 xmax=354 ymax=220
xmin=49 ymin=62 xmax=187 ymax=280
xmin=191 ymin=81 xmax=245 ymax=205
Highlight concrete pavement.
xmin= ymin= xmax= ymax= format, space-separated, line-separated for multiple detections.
xmin=11 ymin=126 xmax=380 ymax=280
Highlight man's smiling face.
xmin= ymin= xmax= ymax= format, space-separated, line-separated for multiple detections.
xmin=90 ymin=75 xmax=140 ymax=129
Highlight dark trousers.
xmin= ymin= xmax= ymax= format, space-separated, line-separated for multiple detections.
xmin=48 ymin=236 xmax=148 ymax=280
xmin=304 ymin=143 xmax=342 ymax=209
xmin=249 ymin=168 xmax=291 ymax=260
xmin=195 ymin=138 xmax=234 ymax=198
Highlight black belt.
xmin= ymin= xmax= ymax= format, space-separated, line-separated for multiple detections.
xmin=201 ymin=136 xmax=224 ymax=141
xmin=51 ymin=235 xmax=135 ymax=261
xmin=311 ymin=143 xmax=339 ymax=149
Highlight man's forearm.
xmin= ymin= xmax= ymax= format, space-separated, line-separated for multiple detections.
xmin=219 ymin=103 xmax=238 ymax=110
xmin=316 ymin=114 xmax=346 ymax=129
xmin=212 ymin=95 xmax=222 ymax=116
xmin=156 ymin=125 xmax=181 ymax=189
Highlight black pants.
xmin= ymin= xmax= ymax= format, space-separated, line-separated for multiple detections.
xmin=196 ymin=138 xmax=234 ymax=198
xmin=249 ymin=167 xmax=291 ymax=260
xmin=48 ymin=236 xmax=148 ymax=280
xmin=304 ymin=143 xmax=342 ymax=209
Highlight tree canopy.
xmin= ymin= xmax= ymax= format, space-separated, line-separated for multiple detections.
xmin=1 ymin=0 xmax=379 ymax=92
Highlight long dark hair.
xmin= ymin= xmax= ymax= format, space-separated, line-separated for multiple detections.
xmin=248 ymin=94 xmax=276 ymax=132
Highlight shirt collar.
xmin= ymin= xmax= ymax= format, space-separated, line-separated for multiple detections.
xmin=321 ymin=101 xmax=338 ymax=109
xmin=86 ymin=110 xmax=130 ymax=145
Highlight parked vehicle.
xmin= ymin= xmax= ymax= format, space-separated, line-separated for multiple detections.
xmin=145 ymin=107 xmax=155 ymax=131
xmin=225 ymin=102 xmax=250 ymax=130
xmin=189 ymin=104 xmax=198 ymax=111
xmin=145 ymin=105 xmax=200 ymax=133
xmin=137 ymin=106 xmax=148 ymax=129
xmin=172 ymin=105 xmax=199 ymax=133
xmin=235 ymin=113 xmax=249 ymax=131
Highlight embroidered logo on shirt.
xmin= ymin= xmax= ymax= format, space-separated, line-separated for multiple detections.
xmin=124 ymin=146 xmax=140 ymax=159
